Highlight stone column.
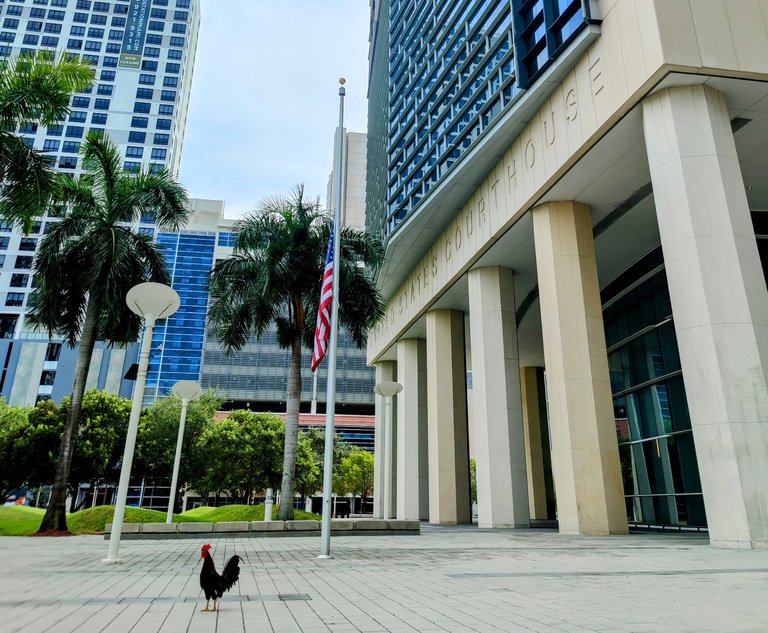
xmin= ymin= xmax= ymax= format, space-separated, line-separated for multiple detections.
xmin=373 ymin=361 xmax=396 ymax=519
xmin=643 ymin=85 xmax=768 ymax=549
xmin=532 ymin=200 xmax=628 ymax=535
xmin=426 ymin=309 xmax=471 ymax=524
xmin=468 ymin=267 xmax=530 ymax=527
xmin=396 ymin=338 xmax=429 ymax=520
xmin=521 ymin=366 xmax=551 ymax=520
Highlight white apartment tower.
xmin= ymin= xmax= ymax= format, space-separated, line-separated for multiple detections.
xmin=0 ymin=0 xmax=200 ymax=177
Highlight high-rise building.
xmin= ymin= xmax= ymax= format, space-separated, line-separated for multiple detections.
xmin=368 ymin=0 xmax=768 ymax=549
xmin=0 ymin=0 xmax=200 ymax=177
xmin=0 ymin=0 xmax=201 ymax=405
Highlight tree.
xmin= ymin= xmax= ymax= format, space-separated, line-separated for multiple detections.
xmin=67 ymin=390 xmax=131 ymax=510
xmin=208 ymin=185 xmax=384 ymax=520
xmin=294 ymin=433 xmax=321 ymax=503
xmin=339 ymin=448 xmax=375 ymax=504
xmin=190 ymin=411 xmax=285 ymax=504
xmin=135 ymin=391 xmax=219 ymax=511
xmin=0 ymin=52 xmax=94 ymax=232
xmin=27 ymin=132 xmax=189 ymax=533
xmin=301 ymin=426 xmax=352 ymax=495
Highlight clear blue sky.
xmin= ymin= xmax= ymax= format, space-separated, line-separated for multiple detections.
xmin=178 ymin=1 xmax=371 ymax=218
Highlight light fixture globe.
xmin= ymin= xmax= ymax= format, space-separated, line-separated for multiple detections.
xmin=126 ymin=282 xmax=180 ymax=319
xmin=171 ymin=380 xmax=202 ymax=402
xmin=374 ymin=381 xmax=402 ymax=398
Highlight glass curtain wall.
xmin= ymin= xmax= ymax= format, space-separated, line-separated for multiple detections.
xmin=602 ymin=247 xmax=706 ymax=528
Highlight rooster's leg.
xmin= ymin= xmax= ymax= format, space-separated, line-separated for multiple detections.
xmin=214 ymin=598 xmax=219 ymax=611
xmin=201 ymin=599 xmax=210 ymax=612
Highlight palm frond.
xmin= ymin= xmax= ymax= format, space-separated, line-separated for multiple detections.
xmin=0 ymin=131 xmax=56 ymax=233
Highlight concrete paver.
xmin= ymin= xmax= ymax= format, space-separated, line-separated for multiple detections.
xmin=1 ymin=526 xmax=767 ymax=632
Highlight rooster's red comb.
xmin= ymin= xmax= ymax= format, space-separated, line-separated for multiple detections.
xmin=201 ymin=544 xmax=212 ymax=552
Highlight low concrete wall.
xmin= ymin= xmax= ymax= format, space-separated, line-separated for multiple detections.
xmin=103 ymin=519 xmax=420 ymax=540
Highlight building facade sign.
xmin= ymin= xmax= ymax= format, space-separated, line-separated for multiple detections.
xmin=368 ymin=39 xmax=639 ymax=362
xmin=119 ymin=0 xmax=151 ymax=69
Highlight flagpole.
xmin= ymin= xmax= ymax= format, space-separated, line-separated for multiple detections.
xmin=319 ymin=78 xmax=346 ymax=559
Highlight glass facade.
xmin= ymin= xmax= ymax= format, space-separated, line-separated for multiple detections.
xmin=602 ymin=248 xmax=706 ymax=528
xmin=369 ymin=0 xmax=591 ymax=239
xmin=144 ymin=231 xmax=215 ymax=402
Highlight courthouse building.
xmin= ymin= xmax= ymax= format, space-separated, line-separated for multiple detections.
xmin=367 ymin=0 xmax=768 ymax=548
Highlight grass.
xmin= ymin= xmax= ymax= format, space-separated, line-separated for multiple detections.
xmin=0 ymin=503 xmax=321 ymax=535
xmin=0 ymin=505 xmax=44 ymax=536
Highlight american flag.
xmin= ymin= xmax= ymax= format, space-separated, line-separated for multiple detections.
xmin=311 ymin=226 xmax=335 ymax=372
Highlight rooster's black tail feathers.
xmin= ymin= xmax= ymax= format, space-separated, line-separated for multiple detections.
xmin=221 ymin=555 xmax=242 ymax=593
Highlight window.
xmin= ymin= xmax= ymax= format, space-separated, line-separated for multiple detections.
xmin=165 ymin=62 xmax=180 ymax=74
xmin=3 ymin=19 xmax=20 ymax=30
xmin=171 ymin=23 xmax=186 ymax=34
xmin=142 ymin=60 xmax=158 ymax=71
xmin=90 ymin=14 xmax=107 ymax=24
xmin=128 ymin=131 xmax=146 ymax=143
xmin=19 ymin=238 xmax=36 ymax=251
xmin=174 ymin=10 xmax=188 ymax=20
xmin=94 ymin=98 xmax=110 ymax=110
xmin=41 ymin=36 xmax=59 ymax=46
xmin=163 ymin=76 xmax=178 ymax=87
xmin=69 ymin=111 xmax=87 ymax=123
xmin=47 ymin=124 xmax=64 ymax=136
xmin=45 ymin=343 xmax=62 ymax=362
xmin=84 ymin=40 xmax=101 ymax=51
xmin=96 ymin=85 xmax=113 ymax=96
xmin=136 ymin=88 xmax=153 ymax=99
xmin=150 ymin=148 xmax=166 ymax=161
xmin=62 ymin=141 xmax=80 ymax=153
xmin=43 ymin=139 xmax=60 ymax=152
xmin=0 ymin=315 xmax=18 ymax=339
xmin=93 ymin=1 xmax=110 ymax=11
xmin=108 ymin=29 xmax=122 ymax=40
xmin=40 ymin=370 xmax=56 ymax=386
xmin=10 ymin=273 xmax=28 ymax=288
xmin=103 ymin=56 xmax=118 ymax=67
xmin=144 ymin=46 xmax=160 ymax=58
xmin=88 ymin=27 xmax=104 ymax=38
xmin=70 ymin=26 xmax=86 ymax=36
xmin=71 ymin=96 xmax=89 ymax=108
xmin=5 ymin=293 xmax=24 ymax=307
xmin=169 ymin=36 xmax=184 ymax=47
xmin=105 ymin=43 xmax=120 ymax=53
xmin=167 ymin=48 xmax=182 ymax=60
xmin=153 ymin=133 xmax=169 ymax=145
xmin=23 ymin=34 xmax=40 ymax=45
xmin=126 ymin=146 xmax=143 ymax=158
xmin=27 ymin=21 xmax=44 ymax=32
xmin=111 ymin=17 xmax=126 ymax=27
xmin=158 ymin=104 xmax=174 ymax=115
xmin=0 ymin=237 xmax=9 ymax=249
xmin=101 ymin=69 xmax=116 ymax=81
xmin=91 ymin=112 xmax=108 ymax=124
xmin=73 ymin=12 xmax=89 ymax=23
xmin=138 ymin=73 xmax=155 ymax=85
xmin=131 ymin=116 xmax=149 ymax=128
xmin=59 ymin=156 xmax=77 ymax=169
xmin=145 ymin=33 xmax=162 ymax=45
xmin=44 ymin=23 xmax=62 ymax=33
xmin=124 ymin=161 xmax=141 ymax=172
xmin=160 ymin=90 xmax=176 ymax=102
xmin=15 ymin=256 xmax=33 ymax=270
xmin=66 ymin=126 xmax=84 ymax=138
xmin=133 ymin=101 xmax=151 ymax=113
xmin=156 ymin=118 xmax=172 ymax=130
xmin=151 ymin=8 xmax=167 ymax=18
xmin=148 ymin=21 xmax=164 ymax=32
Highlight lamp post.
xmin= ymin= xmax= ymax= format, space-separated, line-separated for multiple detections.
xmin=166 ymin=380 xmax=202 ymax=523
xmin=374 ymin=381 xmax=402 ymax=520
xmin=104 ymin=282 xmax=180 ymax=564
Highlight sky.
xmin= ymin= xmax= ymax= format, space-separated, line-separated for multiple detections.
xmin=178 ymin=1 xmax=372 ymax=219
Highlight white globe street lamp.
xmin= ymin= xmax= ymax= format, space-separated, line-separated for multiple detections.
xmin=104 ymin=282 xmax=180 ymax=564
xmin=374 ymin=381 xmax=402 ymax=521
xmin=166 ymin=380 xmax=202 ymax=523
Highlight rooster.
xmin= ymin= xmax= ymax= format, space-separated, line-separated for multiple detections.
xmin=199 ymin=544 xmax=242 ymax=612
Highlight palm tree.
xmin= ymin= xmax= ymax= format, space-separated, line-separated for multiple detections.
xmin=208 ymin=185 xmax=384 ymax=520
xmin=27 ymin=132 xmax=189 ymax=532
xmin=0 ymin=52 xmax=94 ymax=232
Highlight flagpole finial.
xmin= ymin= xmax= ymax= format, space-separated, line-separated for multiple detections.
xmin=339 ymin=77 xmax=346 ymax=85
xmin=338 ymin=77 xmax=346 ymax=97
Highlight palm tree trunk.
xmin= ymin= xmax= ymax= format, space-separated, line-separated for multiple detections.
xmin=278 ymin=332 xmax=302 ymax=520
xmin=38 ymin=298 xmax=99 ymax=533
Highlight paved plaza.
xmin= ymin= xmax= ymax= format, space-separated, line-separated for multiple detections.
xmin=1 ymin=526 xmax=767 ymax=632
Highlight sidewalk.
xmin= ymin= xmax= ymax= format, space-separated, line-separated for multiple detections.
xmin=1 ymin=525 xmax=767 ymax=632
